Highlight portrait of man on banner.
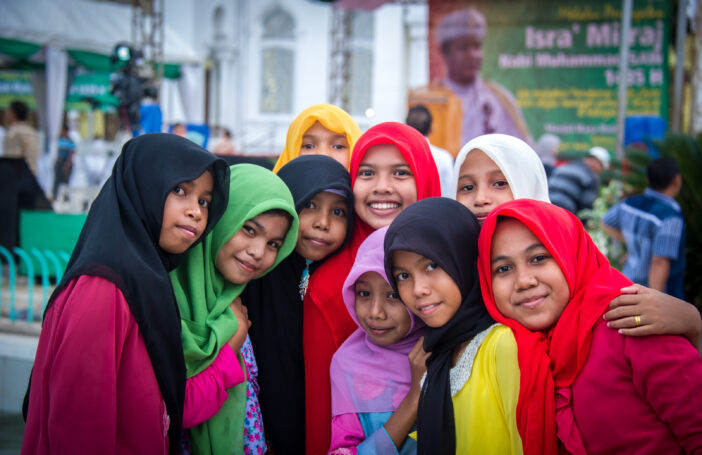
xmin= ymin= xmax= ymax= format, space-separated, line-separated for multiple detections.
xmin=432 ymin=6 xmax=532 ymax=146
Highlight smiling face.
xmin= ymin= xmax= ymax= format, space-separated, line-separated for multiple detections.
xmin=216 ymin=212 xmax=290 ymax=284
xmin=455 ymin=149 xmax=514 ymax=224
xmin=490 ymin=218 xmax=570 ymax=332
xmin=295 ymin=191 xmax=348 ymax=261
xmin=159 ymin=170 xmax=214 ymax=254
xmin=354 ymin=271 xmax=412 ymax=345
xmin=391 ymin=250 xmax=462 ymax=328
xmin=353 ymin=145 xmax=417 ymax=230
xmin=299 ymin=121 xmax=351 ymax=169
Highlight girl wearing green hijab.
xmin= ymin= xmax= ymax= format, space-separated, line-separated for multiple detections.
xmin=170 ymin=164 xmax=299 ymax=454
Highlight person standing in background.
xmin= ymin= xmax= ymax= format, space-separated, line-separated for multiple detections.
xmin=602 ymin=157 xmax=686 ymax=299
xmin=548 ymin=146 xmax=610 ymax=215
xmin=3 ymin=100 xmax=40 ymax=175
xmin=53 ymin=123 xmax=76 ymax=198
xmin=406 ymin=104 xmax=454 ymax=197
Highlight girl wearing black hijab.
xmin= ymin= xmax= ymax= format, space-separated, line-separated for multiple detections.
xmin=241 ymin=154 xmax=353 ymax=454
xmin=22 ymin=133 xmax=230 ymax=455
xmin=384 ymin=197 xmax=522 ymax=454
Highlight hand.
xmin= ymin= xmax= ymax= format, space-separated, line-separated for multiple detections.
xmin=603 ymin=284 xmax=701 ymax=350
xmin=226 ymin=297 xmax=251 ymax=353
xmin=408 ymin=337 xmax=430 ymax=394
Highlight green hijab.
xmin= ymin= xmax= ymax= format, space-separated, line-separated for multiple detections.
xmin=170 ymin=163 xmax=298 ymax=454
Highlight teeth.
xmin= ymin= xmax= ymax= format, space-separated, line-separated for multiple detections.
xmin=420 ymin=304 xmax=437 ymax=313
xmin=370 ymin=202 xmax=400 ymax=210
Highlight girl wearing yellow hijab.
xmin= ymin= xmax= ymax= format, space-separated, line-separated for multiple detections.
xmin=273 ymin=104 xmax=363 ymax=172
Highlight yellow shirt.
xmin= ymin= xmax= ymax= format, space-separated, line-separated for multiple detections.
xmin=412 ymin=324 xmax=522 ymax=454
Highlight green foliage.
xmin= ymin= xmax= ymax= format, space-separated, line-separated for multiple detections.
xmin=580 ymin=181 xmax=626 ymax=269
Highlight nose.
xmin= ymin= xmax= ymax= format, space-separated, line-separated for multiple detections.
xmin=186 ymin=198 xmax=203 ymax=220
xmin=412 ymin=274 xmax=431 ymax=298
xmin=313 ymin=211 xmax=330 ymax=231
xmin=473 ymin=186 xmax=491 ymax=207
xmin=246 ymin=238 xmax=265 ymax=261
xmin=373 ymin=172 xmax=393 ymax=194
xmin=515 ymin=266 xmax=537 ymax=291
xmin=369 ymin=295 xmax=386 ymax=319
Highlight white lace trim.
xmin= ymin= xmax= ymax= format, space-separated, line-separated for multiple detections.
xmin=450 ymin=324 xmax=498 ymax=397
xmin=418 ymin=324 xmax=499 ymax=397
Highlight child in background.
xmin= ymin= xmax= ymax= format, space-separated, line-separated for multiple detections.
xmin=242 ymin=154 xmax=354 ymax=454
xmin=329 ymin=227 xmax=428 ymax=454
xmin=386 ymin=198 xmax=522 ymax=455
xmin=304 ymin=122 xmax=440 ymax=454
xmin=171 ymin=164 xmax=299 ymax=455
xmin=451 ymin=133 xmax=701 ymax=350
xmin=273 ymin=104 xmax=363 ymax=172
xmin=22 ymin=134 xmax=230 ymax=454
xmin=478 ymin=199 xmax=702 ymax=454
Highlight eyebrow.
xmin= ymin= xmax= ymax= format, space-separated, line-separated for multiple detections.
xmin=491 ymin=242 xmax=544 ymax=264
xmin=459 ymin=169 xmax=506 ymax=181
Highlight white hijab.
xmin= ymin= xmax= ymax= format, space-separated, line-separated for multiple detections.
xmin=450 ymin=133 xmax=550 ymax=202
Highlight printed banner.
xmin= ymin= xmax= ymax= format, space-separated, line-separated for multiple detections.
xmin=429 ymin=0 xmax=671 ymax=154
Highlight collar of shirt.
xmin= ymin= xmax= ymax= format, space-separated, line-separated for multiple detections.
xmin=644 ymin=187 xmax=681 ymax=212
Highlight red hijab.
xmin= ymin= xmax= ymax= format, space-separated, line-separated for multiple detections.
xmin=302 ymin=122 xmax=439 ymax=454
xmin=477 ymin=199 xmax=631 ymax=455
xmin=305 ymin=121 xmax=440 ymax=347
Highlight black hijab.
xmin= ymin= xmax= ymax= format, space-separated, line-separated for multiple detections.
xmin=42 ymin=133 xmax=229 ymax=452
xmin=384 ymin=197 xmax=494 ymax=455
xmin=242 ymin=154 xmax=353 ymax=454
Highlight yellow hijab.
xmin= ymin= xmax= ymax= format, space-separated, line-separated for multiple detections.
xmin=273 ymin=104 xmax=362 ymax=173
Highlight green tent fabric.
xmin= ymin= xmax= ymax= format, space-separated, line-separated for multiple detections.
xmin=68 ymin=49 xmax=121 ymax=73
xmin=0 ymin=38 xmax=41 ymax=60
xmin=170 ymin=163 xmax=299 ymax=455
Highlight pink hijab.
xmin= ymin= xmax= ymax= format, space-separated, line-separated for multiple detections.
xmin=330 ymin=227 xmax=425 ymax=416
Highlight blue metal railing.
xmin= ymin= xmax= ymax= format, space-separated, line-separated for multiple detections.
xmin=0 ymin=247 xmax=69 ymax=323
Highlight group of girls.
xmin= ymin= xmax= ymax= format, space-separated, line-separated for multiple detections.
xmin=21 ymin=102 xmax=702 ymax=455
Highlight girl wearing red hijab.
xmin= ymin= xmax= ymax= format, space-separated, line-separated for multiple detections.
xmin=478 ymin=199 xmax=702 ymax=455
xmin=303 ymin=122 xmax=440 ymax=454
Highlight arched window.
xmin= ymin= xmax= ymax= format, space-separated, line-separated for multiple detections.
xmin=260 ymin=7 xmax=295 ymax=114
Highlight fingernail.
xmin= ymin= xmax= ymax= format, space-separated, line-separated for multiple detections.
xmin=618 ymin=329 xmax=624 ymax=334
xmin=606 ymin=322 xmax=611 ymax=327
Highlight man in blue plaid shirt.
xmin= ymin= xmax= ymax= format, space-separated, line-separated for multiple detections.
xmin=602 ymin=157 xmax=686 ymax=299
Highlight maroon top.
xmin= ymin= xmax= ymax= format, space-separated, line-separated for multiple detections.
xmin=558 ymin=319 xmax=702 ymax=454
xmin=23 ymin=276 xmax=169 ymax=455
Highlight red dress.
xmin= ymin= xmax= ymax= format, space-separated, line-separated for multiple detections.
xmin=22 ymin=276 xmax=169 ymax=455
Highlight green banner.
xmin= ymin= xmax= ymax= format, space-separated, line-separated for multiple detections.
xmin=430 ymin=0 xmax=671 ymax=153
xmin=0 ymin=71 xmax=35 ymax=109
xmin=65 ymin=72 xmax=119 ymax=111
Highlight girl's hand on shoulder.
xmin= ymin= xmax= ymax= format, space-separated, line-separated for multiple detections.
xmin=604 ymin=284 xmax=701 ymax=351
xmin=227 ymin=297 xmax=251 ymax=353
xmin=408 ymin=337 xmax=430 ymax=394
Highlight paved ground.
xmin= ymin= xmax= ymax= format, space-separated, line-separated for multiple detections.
xmin=0 ymin=412 xmax=24 ymax=454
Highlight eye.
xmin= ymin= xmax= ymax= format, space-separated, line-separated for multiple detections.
xmin=459 ymin=184 xmax=474 ymax=192
xmin=531 ymin=254 xmax=549 ymax=264
xmin=393 ymin=168 xmax=412 ymax=177
xmin=172 ymin=185 xmax=184 ymax=195
xmin=303 ymin=201 xmax=315 ymax=210
xmin=357 ymin=169 xmax=373 ymax=177
xmin=395 ymin=272 xmax=410 ymax=281
xmin=242 ymin=224 xmax=255 ymax=235
xmin=494 ymin=180 xmax=509 ymax=189
xmin=356 ymin=290 xmax=370 ymax=298
xmin=426 ymin=262 xmax=437 ymax=272
xmin=267 ymin=240 xmax=282 ymax=250
xmin=388 ymin=292 xmax=400 ymax=300
xmin=198 ymin=198 xmax=210 ymax=208
xmin=332 ymin=208 xmax=346 ymax=217
xmin=301 ymin=143 xmax=314 ymax=150
xmin=332 ymin=143 xmax=347 ymax=150
xmin=493 ymin=264 xmax=512 ymax=274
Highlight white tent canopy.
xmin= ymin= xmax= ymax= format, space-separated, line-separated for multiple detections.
xmin=0 ymin=0 xmax=200 ymax=64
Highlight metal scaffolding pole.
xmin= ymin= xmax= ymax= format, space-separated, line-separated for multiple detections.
xmin=131 ymin=0 xmax=164 ymax=82
xmin=329 ymin=7 xmax=352 ymax=109
xmin=615 ymin=0 xmax=633 ymax=162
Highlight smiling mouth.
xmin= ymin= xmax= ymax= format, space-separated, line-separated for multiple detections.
xmin=368 ymin=202 xmax=401 ymax=211
xmin=304 ymin=237 xmax=330 ymax=247
xmin=367 ymin=325 xmax=393 ymax=335
xmin=517 ymin=295 xmax=546 ymax=308
xmin=235 ymin=257 xmax=258 ymax=273
xmin=177 ymin=225 xmax=198 ymax=239
xmin=416 ymin=302 xmax=440 ymax=315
